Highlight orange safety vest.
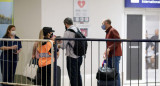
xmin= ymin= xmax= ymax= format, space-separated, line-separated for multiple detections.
xmin=37 ymin=41 xmax=54 ymax=67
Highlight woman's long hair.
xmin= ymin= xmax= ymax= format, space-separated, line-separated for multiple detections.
xmin=3 ymin=25 xmax=15 ymax=37
xmin=38 ymin=29 xmax=44 ymax=49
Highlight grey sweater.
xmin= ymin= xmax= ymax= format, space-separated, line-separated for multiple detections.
xmin=60 ymin=25 xmax=79 ymax=58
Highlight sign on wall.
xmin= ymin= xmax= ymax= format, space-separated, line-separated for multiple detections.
xmin=0 ymin=0 xmax=14 ymax=84
xmin=76 ymin=24 xmax=89 ymax=37
xmin=74 ymin=0 xmax=89 ymax=22
xmin=125 ymin=0 xmax=160 ymax=8
xmin=0 ymin=0 xmax=13 ymax=38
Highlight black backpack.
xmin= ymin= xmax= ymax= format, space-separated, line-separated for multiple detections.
xmin=67 ymin=28 xmax=88 ymax=56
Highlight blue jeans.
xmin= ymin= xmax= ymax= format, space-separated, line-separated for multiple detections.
xmin=108 ymin=56 xmax=121 ymax=86
xmin=67 ymin=56 xmax=83 ymax=86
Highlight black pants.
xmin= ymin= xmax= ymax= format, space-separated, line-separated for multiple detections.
xmin=67 ymin=56 xmax=83 ymax=86
xmin=36 ymin=65 xmax=61 ymax=86
xmin=39 ymin=64 xmax=52 ymax=86
xmin=1 ymin=61 xmax=17 ymax=86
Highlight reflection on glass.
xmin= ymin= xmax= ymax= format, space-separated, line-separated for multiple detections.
xmin=145 ymin=15 xmax=159 ymax=69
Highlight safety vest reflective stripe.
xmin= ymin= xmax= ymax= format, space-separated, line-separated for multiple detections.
xmin=39 ymin=53 xmax=51 ymax=58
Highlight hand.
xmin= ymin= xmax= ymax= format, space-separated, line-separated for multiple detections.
xmin=32 ymin=55 xmax=35 ymax=59
xmin=14 ymin=49 xmax=21 ymax=54
xmin=151 ymin=54 xmax=155 ymax=59
xmin=11 ymin=45 xmax=17 ymax=50
xmin=107 ymin=48 xmax=110 ymax=56
xmin=58 ymin=44 xmax=61 ymax=49
xmin=103 ymin=51 xmax=106 ymax=59
xmin=151 ymin=46 xmax=154 ymax=50
xmin=57 ymin=40 xmax=62 ymax=44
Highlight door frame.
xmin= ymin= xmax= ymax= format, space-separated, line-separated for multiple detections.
xmin=123 ymin=10 xmax=146 ymax=84
xmin=123 ymin=9 xmax=160 ymax=84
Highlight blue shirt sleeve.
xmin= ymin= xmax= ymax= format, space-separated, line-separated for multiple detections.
xmin=0 ymin=41 xmax=3 ymax=47
xmin=15 ymin=36 xmax=22 ymax=50
xmin=18 ymin=41 xmax=22 ymax=50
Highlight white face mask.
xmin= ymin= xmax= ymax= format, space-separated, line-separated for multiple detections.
xmin=11 ymin=31 xmax=16 ymax=36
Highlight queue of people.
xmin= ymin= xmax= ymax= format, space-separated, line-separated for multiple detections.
xmin=0 ymin=18 xmax=122 ymax=86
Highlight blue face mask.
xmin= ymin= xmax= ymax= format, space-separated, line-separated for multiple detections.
xmin=101 ymin=25 xmax=106 ymax=30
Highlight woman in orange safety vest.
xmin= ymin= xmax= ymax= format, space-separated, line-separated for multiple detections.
xmin=37 ymin=27 xmax=59 ymax=86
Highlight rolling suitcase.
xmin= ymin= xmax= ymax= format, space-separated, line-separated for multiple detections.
xmin=97 ymin=80 xmax=117 ymax=86
xmin=96 ymin=56 xmax=118 ymax=86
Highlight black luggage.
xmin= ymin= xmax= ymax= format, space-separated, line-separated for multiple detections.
xmin=96 ymin=53 xmax=118 ymax=86
xmin=97 ymin=80 xmax=117 ymax=86
xmin=96 ymin=67 xmax=118 ymax=86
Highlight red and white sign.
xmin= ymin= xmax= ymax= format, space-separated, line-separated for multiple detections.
xmin=74 ymin=0 xmax=89 ymax=22
xmin=76 ymin=24 xmax=89 ymax=37
xmin=78 ymin=0 xmax=85 ymax=8
xmin=80 ymin=28 xmax=88 ymax=37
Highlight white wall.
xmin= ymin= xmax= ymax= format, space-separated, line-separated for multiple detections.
xmin=41 ymin=0 xmax=73 ymax=36
xmin=41 ymin=0 xmax=124 ymax=38
xmin=14 ymin=0 xmax=42 ymax=39
xmin=14 ymin=0 xmax=41 ymax=74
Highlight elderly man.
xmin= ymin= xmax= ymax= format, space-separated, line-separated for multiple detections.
xmin=102 ymin=19 xmax=122 ymax=86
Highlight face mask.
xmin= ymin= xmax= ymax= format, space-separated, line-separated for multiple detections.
xmin=50 ymin=33 xmax=53 ymax=38
xmin=101 ymin=25 xmax=106 ymax=30
xmin=11 ymin=31 xmax=16 ymax=36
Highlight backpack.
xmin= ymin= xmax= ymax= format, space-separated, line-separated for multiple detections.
xmin=67 ymin=28 xmax=88 ymax=56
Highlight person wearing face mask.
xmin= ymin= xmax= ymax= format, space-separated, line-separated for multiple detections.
xmin=58 ymin=17 xmax=83 ymax=86
xmin=101 ymin=19 xmax=122 ymax=86
xmin=36 ymin=27 xmax=60 ymax=86
xmin=0 ymin=25 xmax=22 ymax=86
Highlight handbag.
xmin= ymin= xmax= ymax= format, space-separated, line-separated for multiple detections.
xmin=23 ymin=58 xmax=38 ymax=80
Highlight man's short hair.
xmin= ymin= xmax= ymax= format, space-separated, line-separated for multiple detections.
xmin=105 ymin=19 xmax=111 ymax=25
xmin=64 ymin=17 xmax=73 ymax=25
